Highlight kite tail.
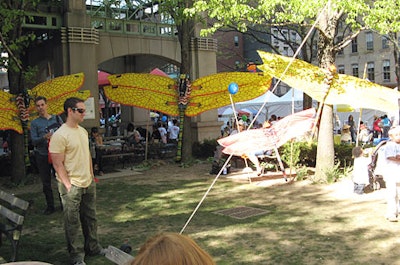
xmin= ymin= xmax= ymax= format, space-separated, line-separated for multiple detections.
xmin=16 ymin=94 xmax=31 ymax=167
xmin=23 ymin=123 xmax=31 ymax=167
xmin=175 ymin=110 xmax=185 ymax=162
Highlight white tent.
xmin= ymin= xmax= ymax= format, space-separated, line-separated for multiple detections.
xmin=235 ymin=88 xmax=315 ymax=122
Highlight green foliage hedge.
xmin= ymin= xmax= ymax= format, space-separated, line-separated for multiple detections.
xmin=193 ymin=138 xmax=355 ymax=168
xmin=192 ymin=139 xmax=219 ymax=159
xmin=279 ymin=141 xmax=355 ymax=168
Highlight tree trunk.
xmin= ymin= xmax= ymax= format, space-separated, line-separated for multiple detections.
xmin=8 ymin=69 xmax=26 ymax=184
xmin=393 ymin=34 xmax=400 ymax=90
xmin=315 ymin=104 xmax=334 ymax=181
xmin=10 ymin=131 xmax=26 ymax=183
xmin=176 ymin=12 xmax=195 ymax=162
xmin=314 ymin=16 xmax=336 ymax=182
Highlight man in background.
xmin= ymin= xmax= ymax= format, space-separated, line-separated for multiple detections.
xmin=167 ymin=119 xmax=180 ymax=144
xmin=30 ymin=96 xmax=62 ymax=215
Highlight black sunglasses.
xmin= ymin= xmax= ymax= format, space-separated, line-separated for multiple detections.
xmin=72 ymin=107 xmax=86 ymax=114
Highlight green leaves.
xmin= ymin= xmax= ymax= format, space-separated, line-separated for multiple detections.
xmin=188 ymin=0 xmax=395 ymax=39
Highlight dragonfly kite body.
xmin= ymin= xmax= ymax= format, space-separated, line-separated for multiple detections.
xmin=104 ymin=71 xmax=273 ymax=161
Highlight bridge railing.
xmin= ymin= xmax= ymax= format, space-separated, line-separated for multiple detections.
xmin=21 ymin=11 xmax=177 ymax=39
xmin=90 ymin=17 xmax=177 ymax=38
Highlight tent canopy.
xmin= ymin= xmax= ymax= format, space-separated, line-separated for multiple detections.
xmin=233 ymin=88 xmax=311 ymax=122
xmin=219 ymin=108 xmax=250 ymax=117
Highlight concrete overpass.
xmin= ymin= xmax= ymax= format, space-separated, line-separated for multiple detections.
xmin=23 ymin=0 xmax=220 ymax=141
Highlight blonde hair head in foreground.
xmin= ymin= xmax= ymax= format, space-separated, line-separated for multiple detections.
xmin=130 ymin=232 xmax=215 ymax=265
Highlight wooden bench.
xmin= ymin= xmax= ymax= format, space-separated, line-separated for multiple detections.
xmin=102 ymin=152 xmax=138 ymax=168
xmin=0 ymin=190 xmax=29 ymax=262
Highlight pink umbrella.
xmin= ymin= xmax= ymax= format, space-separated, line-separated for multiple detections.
xmin=218 ymin=108 xmax=316 ymax=156
xmin=150 ymin=68 xmax=169 ymax=77
xmin=98 ymin=70 xmax=111 ymax=86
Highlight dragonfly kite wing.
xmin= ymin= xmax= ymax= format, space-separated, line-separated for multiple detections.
xmin=46 ymin=90 xmax=91 ymax=115
xmin=104 ymin=73 xmax=179 ymax=116
xmin=329 ymin=74 xmax=400 ymax=112
xmin=258 ymin=51 xmax=328 ymax=102
xmin=186 ymin=72 xmax=272 ymax=116
xmin=104 ymin=72 xmax=272 ymax=116
xmin=0 ymin=90 xmax=23 ymax=133
xmin=28 ymin=72 xmax=86 ymax=115
xmin=30 ymin=73 xmax=85 ymax=101
xmin=258 ymin=51 xmax=400 ymax=112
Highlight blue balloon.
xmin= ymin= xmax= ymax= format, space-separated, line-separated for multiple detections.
xmin=161 ymin=116 xmax=167 ymax=122
xmin=228 ymin=82 xmax=239 ymax=95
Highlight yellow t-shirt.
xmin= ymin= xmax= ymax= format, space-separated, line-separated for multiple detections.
xmin=49 ymin=124 xmax=93 ymax=188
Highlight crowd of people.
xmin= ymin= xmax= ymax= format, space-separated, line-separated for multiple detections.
xmin=220 ymin=114 xmax=279 ymax=137
xmin=339 ymin=114 xmax=393 ymax=145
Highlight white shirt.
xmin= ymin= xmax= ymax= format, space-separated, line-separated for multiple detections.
xmin=352 ymin=156 xmax=371 ymax=185
xmin=158 ymin=126 xmax=167 ymax=143
xmin=168 ymin=125 xmax=180 ymax=140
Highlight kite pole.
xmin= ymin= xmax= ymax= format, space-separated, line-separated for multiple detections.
xmin=228 ymin=82 xmax=240 ymax=131
xmin=356 ymin=63 xmax=368 ymax=147
xmin=145 ymin=110 xmax=150 ymax=161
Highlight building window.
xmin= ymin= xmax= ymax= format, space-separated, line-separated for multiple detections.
xmin=351 ymin=37 xmax=358 ymax=53
xmin=366 ymin=32 xmax=374 ymax=50
xmin=337 ymin=36 xmax=343 ymax=55
xmin=234 ymin=36 xmax=239 ymax=47
xmin=282 ymin=46 xmax=289 ymax=56
xmin=367 ymin=62 xmax=375 ymax=81
xmin=235 ymin=61 xmax=240 ymax=69
xmin=352 ymin=64 xmax=359 ymax=77
xmin=290 ymin=31 xmax=297 ymax=43
xmin=338 ymin=65 xmax=345 ymax=74
xmin=382 ymin=35 xmax=389 ymax=49
xmin=282 ymin=30 xmax=288 ymax=40
xmin=272 ymin=29 xmax=279 ymax=44
xmin=383 ymin=60 xmax=391 ymax=82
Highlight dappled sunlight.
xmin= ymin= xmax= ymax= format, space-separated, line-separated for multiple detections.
xmin=113 ymin=210 xmax=136 ymax=222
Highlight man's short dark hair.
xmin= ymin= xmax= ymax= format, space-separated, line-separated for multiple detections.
xmin=64 ymin=97 xmax=84 ymax=116
xmin=35 ymin=96 xmax=47 ymax=104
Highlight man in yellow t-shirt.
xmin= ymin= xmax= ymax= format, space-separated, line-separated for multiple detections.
xmin=49 ymin=97 xmax=104 ymax=265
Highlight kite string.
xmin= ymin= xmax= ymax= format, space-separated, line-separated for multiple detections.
xmin=180 ymin=154 xmax=234 ymax=234
xmin=180 ymin=3 xmax=330 ymax=234
xmin=230 ymin=94 xmax=240 ymax=131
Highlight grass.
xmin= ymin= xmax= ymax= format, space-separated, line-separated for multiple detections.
xmin=1 ymin=161 xmax=399 ymax=264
